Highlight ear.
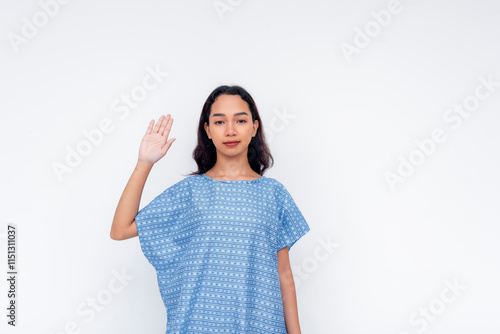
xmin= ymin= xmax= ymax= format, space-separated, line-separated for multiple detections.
xmin=252 ymin=119 xmax=259 ymax=137
xmin=204 ymin=122 xmax=211 ymax=140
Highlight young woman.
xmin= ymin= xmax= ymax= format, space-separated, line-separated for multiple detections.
xmin=110 ymin=85 xmax=310 ymax=334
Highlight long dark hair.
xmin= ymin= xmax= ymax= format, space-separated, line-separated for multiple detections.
xmin=185 ymin=85 xmax=274 ymax=177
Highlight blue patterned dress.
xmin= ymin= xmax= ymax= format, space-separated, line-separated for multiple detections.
xmin=135 ymin=173 xmax=311 ymax=334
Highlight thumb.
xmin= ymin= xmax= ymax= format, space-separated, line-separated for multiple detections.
xmin=161 ymin=138 xmax=175 ymax=154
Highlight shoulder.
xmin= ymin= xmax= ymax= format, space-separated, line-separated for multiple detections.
xmin=260 ymin=176 xmax=291 ymax=202
xmin=263 ymin=177 xmax=305 ymax=207
xmin=169 ymin=174 xmax=203 ymax=187
xmin=262 ymin=176 xmax=288 ymax=191
xmin=156 ymin=175 xmax=197 ymax=198
xmin=262 ymin=176 xmax=283 ymax=190
xmin=161 ymin=174 xmax=287 ymax=193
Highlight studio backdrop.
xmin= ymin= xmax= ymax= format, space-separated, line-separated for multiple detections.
xmin=1 ymin=0 xmax=499 ymax=333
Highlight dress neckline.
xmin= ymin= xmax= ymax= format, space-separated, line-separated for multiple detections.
xmin=201 ymin=173 xmax=265 ymax=183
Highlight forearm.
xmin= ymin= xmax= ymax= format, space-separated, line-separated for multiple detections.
xmin=279 ymin=271 xmax=301 ymax=334
xmin=110 ymin=160 xmax=153 ymax=239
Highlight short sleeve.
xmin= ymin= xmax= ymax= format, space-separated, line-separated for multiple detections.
xmin=275 ymin=183 xmax=311 ymax=252
xmin=134 ymin=179 xmax=191 ymax=264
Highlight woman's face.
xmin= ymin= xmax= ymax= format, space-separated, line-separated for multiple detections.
xmin=204 ymin=94 xmax=259 ymax=158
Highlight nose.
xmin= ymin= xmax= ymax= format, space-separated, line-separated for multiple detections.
xmin=225 ymin=121 xmax=236 ymax=136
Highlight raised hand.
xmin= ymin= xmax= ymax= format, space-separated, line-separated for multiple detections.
xmin=138 ymin=114 xmax=176 ymax=165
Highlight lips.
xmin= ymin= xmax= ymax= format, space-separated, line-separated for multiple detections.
xmin=224 ymin=141 xmax=240 ymax=146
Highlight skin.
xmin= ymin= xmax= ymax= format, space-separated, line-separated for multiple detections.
xmin=110 ymin=95 xmax=302 ymax=333
xmin=277 ymin=246 xmax=302 ymax=334
xmin=203 ymin=94 xmax=260 ymax=180
xmin=109 ymin=114 xmax=175 ymax=240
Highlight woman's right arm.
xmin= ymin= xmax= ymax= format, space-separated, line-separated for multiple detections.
xmin=110 ymin=114 xmax=176 ymax=241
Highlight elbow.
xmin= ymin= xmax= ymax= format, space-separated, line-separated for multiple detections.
xmin=110 ymin=218 xmax=137 ymax=241
xmin=110 ymin=229 xmax=124 ymax=241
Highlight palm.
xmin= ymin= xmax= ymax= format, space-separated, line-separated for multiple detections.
xmin=139 ymin=114 xmax=176 ymax=164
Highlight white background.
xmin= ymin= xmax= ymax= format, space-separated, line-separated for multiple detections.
xmin=1 ymin=0 xmax=499 ymax=333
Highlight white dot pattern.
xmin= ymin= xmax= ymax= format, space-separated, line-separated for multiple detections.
xmin=135 ymin=173 xmax=311 ymax=333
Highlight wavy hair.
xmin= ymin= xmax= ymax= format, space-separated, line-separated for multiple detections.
xmin=185 ymin=85 xmax=274 ymax=177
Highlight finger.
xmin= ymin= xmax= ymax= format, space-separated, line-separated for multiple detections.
xmin=157 ymin=114 xmax=168 ymax=134
xmin=159 ymin=114 xmax=170 ymax=136
xmin=161 ymin=116 xmax=173 ymax=137
xmin=152 ymin=115 xmax=165 ymax=133
xmin=146 ymin=120 xmax=154 ymax=135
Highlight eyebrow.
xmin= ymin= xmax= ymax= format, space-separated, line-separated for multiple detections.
xmin=211 ymin=112 xmax=249 ymax=118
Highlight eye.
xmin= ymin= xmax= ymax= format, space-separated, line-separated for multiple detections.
xmin=214 ymin=121 xmax=223 ymax=125
xmin=237 ymin=120 xmax=246 ymax=123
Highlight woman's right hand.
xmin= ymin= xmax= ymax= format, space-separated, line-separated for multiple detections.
xmin=138 ymin=114 xmax=176 ymax=166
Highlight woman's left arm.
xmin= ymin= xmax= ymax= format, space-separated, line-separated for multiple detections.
xmin=277 ymin=246 xmax=302 ymax=334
